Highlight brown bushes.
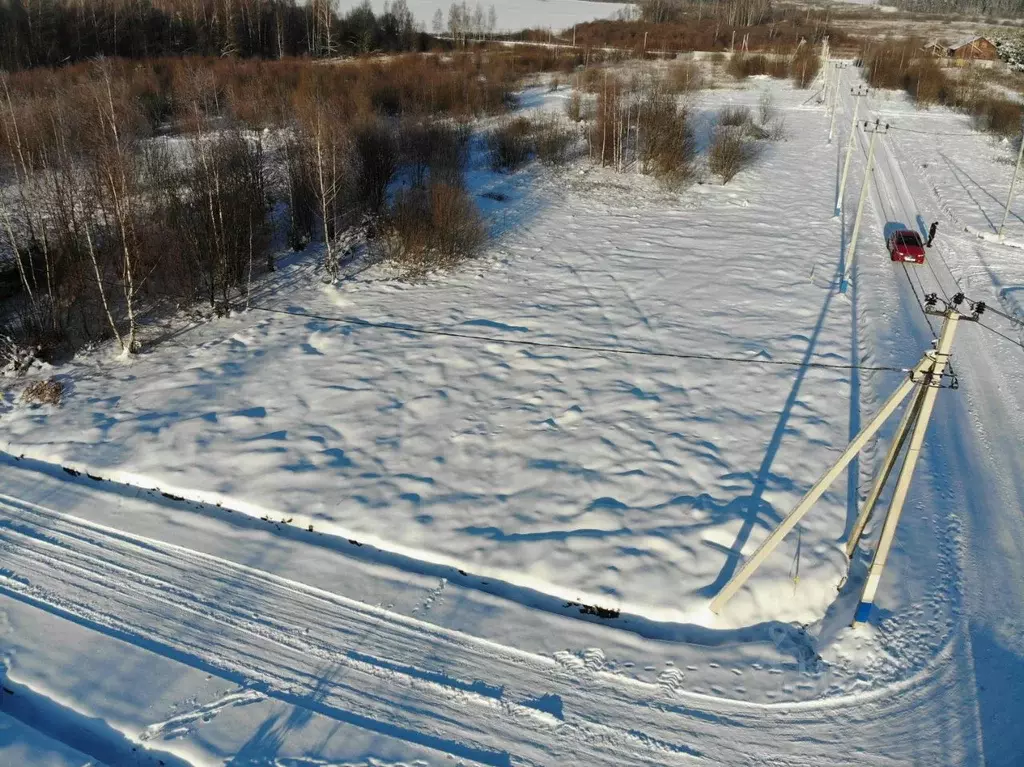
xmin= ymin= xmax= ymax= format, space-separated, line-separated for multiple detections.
xmin=971 ymin=95 xmax=1024 ymax=136
xmin=354 ymin=120 xmax=400 ymax=212
xmin=488 ymin=118 xmax=536 ymax=172
xmin=404 ymin=121 xmax=470 ymax=186
xmin=534 ymin=118 xmax=579 ymax=166
xmin=666 ymin=61 xmax=704 ymax=93
xmin=638 ymin=94 xmax=696 ymax=186
xmin=728 ymin=53 xmax=769 ymax=80
xmin=709 ymin=128 xmax=752 ymax=183
xmin=905 ymin=57 xmax=948 ymax=106
xmin=381 ymin=183 xmax=487 ymax=274
xmin=791 ymin=45 xmax=821 ymax=89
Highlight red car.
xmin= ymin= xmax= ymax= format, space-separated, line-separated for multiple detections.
xmin=887 ymin=229 xmax=926 ymax=264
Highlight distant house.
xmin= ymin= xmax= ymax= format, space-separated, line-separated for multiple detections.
xmin=947 ymin=37 xmax=998 ymax=61
xmin=922 ymin=40 xmax=947 ymax=57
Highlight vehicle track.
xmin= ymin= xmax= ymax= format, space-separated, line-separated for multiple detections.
xmin=0 ymin=491 xmax=983 ymax=765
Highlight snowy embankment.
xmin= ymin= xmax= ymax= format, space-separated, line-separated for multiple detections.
xmin=2 ymin=83 xmax=861 ymax=630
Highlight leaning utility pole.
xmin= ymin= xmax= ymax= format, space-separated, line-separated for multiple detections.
xmin=841 ymin=120 xmax=888 ymax=295
xmin=836 ymin=85 xmax=870 ymax=215
xmin=998 ymin=120 xmax=1024 ymax=239
xmin=709 ymin=297 xmax=983 ymax=624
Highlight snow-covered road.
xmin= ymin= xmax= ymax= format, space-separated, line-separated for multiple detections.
xmin=836 ymin=65 xmax=1024 ymax=762
xmin=0 ymin=464 xmax=985 ymax=765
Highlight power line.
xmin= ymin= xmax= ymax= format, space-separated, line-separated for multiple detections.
xmin=963 ymin=295 xmax=1023 ymax=329
xmin=248 ymin=305 xmax=909 ymax=374
xmin=975 ymin=317 xmax=1024 ymax=352
xmin=886 ymin=125 xmax=987 ymax=138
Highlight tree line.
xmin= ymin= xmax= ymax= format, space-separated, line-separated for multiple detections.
xmin=0 ymin=0 xmax=428 ymax=71
xmin=0 ymin=53 xmax=522 ymax=359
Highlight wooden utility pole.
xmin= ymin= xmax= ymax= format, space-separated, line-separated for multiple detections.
xmin=841 ymin=120 xmax=887 ymax=295
xmin=853 ymin=309 xmax=960 ymax=624
xmin=836 ymin=85 xmax=870 ymax=215
xmin=709 ymin=303 xmax=979 ymax=624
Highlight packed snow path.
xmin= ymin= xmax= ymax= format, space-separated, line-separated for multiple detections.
xmin=0 ymin=482 xmax=984 ymax=765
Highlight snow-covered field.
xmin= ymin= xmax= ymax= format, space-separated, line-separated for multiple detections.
xmin=2 ymin=67 xmax=1024 ymax=765
xmin=339 ymin=0 xmax=633 ymax=32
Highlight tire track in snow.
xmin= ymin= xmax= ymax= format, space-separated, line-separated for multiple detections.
xmin=0 ymin=495 xmax=701 ymax=766
xmin=0 ymin=489 xmax=989 ymax=764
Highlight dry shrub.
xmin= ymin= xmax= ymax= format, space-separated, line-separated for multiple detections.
xmin=590 ymin=73 xmax=627 ymax=166
xmin=791 ymin=45 xmax=821 ymax=89
xmin=864 ymin=41 xmax=916 ymax=90
xmin=768 ymin=116 xmax=787 ymax=141
xmin=639 ymin=94 xmax=696 ymax=186
xmin=971 ymin=95 xmax=1024 ymax=136
xmin=719 ymin=106 xmax=752 ymax=128
xmin=488 ymin=117 xmax=535 ymax=171
xmin=906 ymin=57 xmax=948 ymax=106
xmin=21 ymin=378 xmax=63 ymax=406
xmin=709 ymin=128 xmax=752 ymax=184
xmin=565 ymin=91 xmax=584 ymax=122
xmin=534 ymin=118 xmax=578 ymax=165
xmin=404 ymin=120 xmax=470 ymax=186
xmin=727 ymin=53 xmax=752 ymax=80
xmin=353 ymin=120 xmax=399 ymax=212
xmin=665 ymin=61 xmax=704 ymax=93
xmin=381 ymin=182 xmax=487 ymax=273
xmin=766 ymin=55 xmax=790 ymax=79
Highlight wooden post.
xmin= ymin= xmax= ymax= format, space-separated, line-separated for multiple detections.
xmin=709 ymin=355 xmax=933 ymax=614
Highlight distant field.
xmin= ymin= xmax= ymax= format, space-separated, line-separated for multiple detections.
xmin=336 ymin=0 xmax=634 ymax=32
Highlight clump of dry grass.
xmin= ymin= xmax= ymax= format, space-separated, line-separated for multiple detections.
xmin=21 ymin=378 xmax=63 ymax=406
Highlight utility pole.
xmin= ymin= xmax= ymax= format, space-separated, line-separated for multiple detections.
xmin=853 ymin=304 xmax=960 ymax=624
xmin=998 ymin=120 xmax=1024 ymax=239
xmin=709 ymin=298 xmax=982 ymax=625
xmin=836 ymin=85 xmax=870 ymax=216
xmin=841 ymin=119 xmax=888 ymax=295
xmin=827 ymin=63 xmax=839 ymax=143
xmin=827 ymin=62 xmax=849 ymax=143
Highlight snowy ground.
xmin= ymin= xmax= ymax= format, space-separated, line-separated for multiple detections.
xmin=2 ymin=68 xmax=1024 ymax=765
xmin=337 ymin=0 xmax=633 ymax=33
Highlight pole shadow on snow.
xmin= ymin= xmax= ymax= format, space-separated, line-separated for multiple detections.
xmin=938 ymin=152 xmax=1021 ymax=233
xmin=701 ymin=264 xmax=843 ymax=598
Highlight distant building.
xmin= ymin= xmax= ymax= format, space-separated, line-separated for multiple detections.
xmin=947 ymin=37 xmax=998 ymax=61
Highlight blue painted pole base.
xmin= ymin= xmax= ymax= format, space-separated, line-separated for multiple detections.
xmin=840 ymin=277 xmax=850 ymax=295
xmin=853 ymin=601 xmax=873 ymax=625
